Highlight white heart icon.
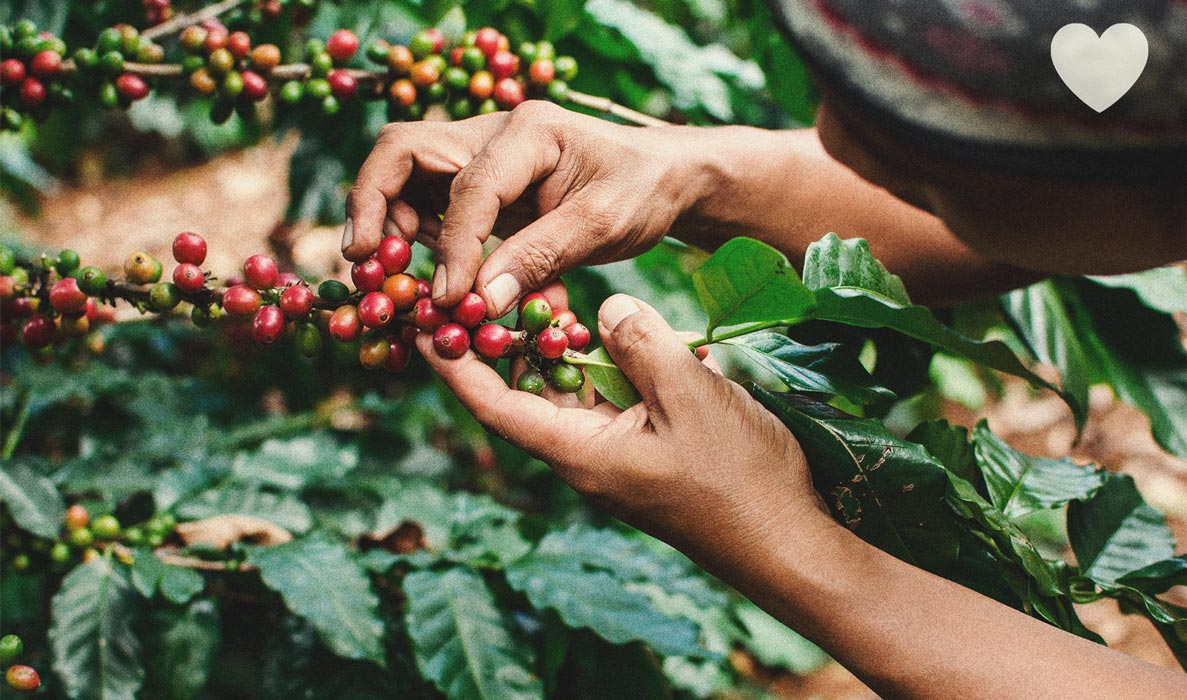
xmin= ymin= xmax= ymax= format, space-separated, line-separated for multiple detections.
xmin=1051 ymin=23 xmax=1148 ymax=113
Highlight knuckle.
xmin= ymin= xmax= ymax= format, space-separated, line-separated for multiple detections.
xmin=613 ymin=314 xmax=665 ymax=357
xmin=376 ymin=122 xmax=408 ymax=143
xmin=511 ymin=237 xmax=564 ymax=286
xmin=449 ymin=158 xmax=499 ymax=202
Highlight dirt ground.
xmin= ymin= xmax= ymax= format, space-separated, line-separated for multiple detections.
xmin=8 ymin=139 xmax=1186 ymax=699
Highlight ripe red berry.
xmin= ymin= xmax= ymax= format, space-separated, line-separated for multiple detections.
xmin=473 ymin=323 xmax=513 ymax=359
xmin=19 ymin=77 xmax=46 ymax=108
xmin=29 ymin=49 xmax=63 ymax=79
xmin=21 ymin=315 xmax=55 ymax=349
xmin=382 ymin=273 xmax=419 ymax=310
xmin=529 ymin=58 xmax=555 ymax=85
xmin=384 ymin=336 xmax=412 ymax=372
xmin=398 ymin=323 xmax=419 ymax=347
xmin=241 ymin=70 xmax=268 ymax=101
xmin=115 ymin=73 xmax=149 ymax=101
xmin=552 ymin=309 xmax=578 ymax=329
xmin=492 ymin=78 xmax=525 ymax=108
xmin=563 ymin=322 xmax=591 ymax=352
xmin=329 ymin=304 xmax=362 ymax=342
xmin=422 ymin=28 xmax=445 ymax=54
xmin=536 ymin=327 xmax=568 ymax=359
xmin=449 ymin=46 xmax=465 ymax=67
xmin=172 ymin=263 xmax=206 ymax=293
xmin=204 ymin=27 xmax=229 ymax=52
xmin=326 ymin=29 xmax=359 ymax=64
xmin=413 ymin=298 xmax=449 ymax=331
xmin=226 ymin=31 xmax=251 ymax=60
xmin=276 ymin=272 xmax=302 ymax=287
xmin=451 ymin=292 xmax=486 ymax=328
xmin=328 ymin=69 xmax=356 ymax=99
xmin=243 ymin=254 xmax=279 ymax=289
xmin=222 ymin=284 xmax=262 ymax=317
xmin=172 ymin=231 xmax=207 ymax=265
xmin=416 ymin=278 xmax=432 ymax=299
xmin=376 ymin=236 xmax=412 ymax=275
xmin=432 ymin=322 xmax=470 ymax=359
xmin=279 ymin=284 xmax=314 ymax=318
xmin=252 ymin=305 xmax=286 ymax=345
xmin=65 ymin=503 xmax=90 ymax=530
xmin=351 ymin=257 xmax=385 ymax=293
xmin=358 ymin=291 xmax=395 ymax=329
xmin=388 ymin=78 xmax=416 ymax=106
xmin=49 ymin=278 xmax=87 ymax=313
xmin=474 ymin=27 xmax=501 ymax=58
xmin=488 ymin=50 xmax=518 ymax=81
xmin=5 ymin=664 xmax=40 ymax=692
xmin=0 ymin=58 xmax=26 ymax=87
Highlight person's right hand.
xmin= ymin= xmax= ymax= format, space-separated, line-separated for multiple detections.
xmin=342 ymin=101 xmax=715 ymax=318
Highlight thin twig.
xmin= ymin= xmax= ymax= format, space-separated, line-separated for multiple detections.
xmin=565 ymin=89 xmax=670 ymax=127
xmin=1 ymin=395 xmax=30 ymax=459
xmin=142 ymin=0 xmax=250 ymax=41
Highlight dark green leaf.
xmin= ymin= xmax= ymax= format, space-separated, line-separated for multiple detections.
xmin=729 ymin=332 xmax=893 ymax=406
xmin=0 ymin=459 xmax=65 ymax=538
xmin=141 ymin=600 xmax=220 ymax=700
xmin=50 ymin=560 xmax=145 ymax=700
xmin=249 ymin=538 xmax=386 ymax=665
xmin=404 ymin=567 xmax=542 ymax=700
xmin=568 ymin=632 xmax=671 ymax=700
xmin=159 ymin=567 xmax=206 ymax=605
xmin=691 ymin=237 xmax=815 ymax=339
xmin=1088 ymin=266 xmax=1187 ymax=315
xmin=231 ymin=436 xmax=359 ymax=490
xmin=1069 ymin=474 xmax=1175 ymax=585
xmin=971 ymin=422 xmax=1106 ymax=518
xmin=1118 ymin=555 xmax=1187 ymax=594
xmin=176 ymin=482 xmax=312 ymax=533
xmin=905 ymin=420 xmax=978 ymax=486
xmin=802 ymin=233 xmax=909 ymax=305
xmin=572 ymin=347 xmax=641 ymax=410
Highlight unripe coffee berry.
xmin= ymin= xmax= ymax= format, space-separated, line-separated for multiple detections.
xmin=326 ymin=29 xmax=359 ymax=64
xmin=317 ymin=279 xmax=350 ymax=302
xmin=68 ymin=527 xmax=94 ymax=547
xmin=92 ymin=514 xmax=121 ymax=540
xmin=65 ymin=503 xmax=89 ymax=530
xmin=409 ymin=60 xmax=439 ymax=88
xmin=0 ymin=635 xmax=23 ymax=664
xmin=172 ymin=231 xmax=207 ymax=265
xmin=207 ymin=47 xmax=234 ymax=75
xmin=414 ymin=298 xmax=449 ymax=331
xmin=358 ymin=333 xmax=391 ymax=369
xmin=222 ymin=284 xmax=262 ymax=317
xmin=432 ymin=322 xmax=470 ymax=359
xmin=382 ymin=273 xmax=419 ymax=310
xmin=50 ymin=541 xmax=71 ymax=563
xmin=250 ymin=44 xmax=281 ymax=72
xmin=563 ymin=323 xmax=591 ymax=352
xmin=59 ymin=313 xmax=90 ymax=338
xmin=180 ymin=25 xmax=207 ymax=53
xmin=243 ymin=254 xmax=279 ymax=289
xmin=328 ymin=69 xmax=356 ymax=99
xmin=520 ymin=298 xmax=552 ymax=334
xmin=5 ymin=664 xmax=40 ymax=692
xmin=536 ymin=327 xmax=569 ymax=359
xmin=452 ymin=292 xmax=487 ymax=328
xmin=376 ymin=236 xmax=412 ymax=275
xmin=351 ymin=257 xmax=385 ymax=293
xmin=473 ymin=323 xmax=513 ymax=359
xmin=550 ymin=363 xmax=585 ymax=393
xmin=49 ymin=278 xmax=87 ymax=313
xmin=518 ymin=292 xmax=547 ymax=315
xmin=149 ymin=282 xmax=181 ymax=311
xmin=294 ymin=321 xmax=323 ymax=357
xmin=252 ymin=305 xmax=286 ymax=345
xmin=384 ymin=336 xmax=412 ymax=372
xmin=279 ymin=284 xmax=314 ymax=318
xmin=388 ymin=78 xmax=416 ymax=106
xmin=387 ymin=45 xmax=414 ymax=74
xmin=469 ymin=70 xmax=494 ymax=100
xmin=358 ymin=291 xmax=395 ymax=329
xmin=516 ymin=368 xmax=546 ymax=395
xmin=172 ymin=263 xmax=206 ymax=293
xmin=329 ymin=304 xmax=362 ymax=342
xmin=23 ymin=316 xmax=56 ymax=350
xmin=125 ymin=251 xmax=161 ymax=284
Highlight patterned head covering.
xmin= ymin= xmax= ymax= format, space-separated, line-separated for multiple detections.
xmin=768 ymin=0 xmax=1187 ymax=183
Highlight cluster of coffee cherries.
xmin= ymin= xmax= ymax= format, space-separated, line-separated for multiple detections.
xmin=0 ymin=245 xmax=117 ymax=353
xmin=143 ymin=0 xmax=174 ymax=27
xmin=275 ymin=29 xmax=364 ymax=117
xmin=177 ymin=20 xmax=284 ymax=122
xmin=73 ymin=23 xmax=165 ymax=108
xmin=1 ymin=634 xmax=39 ymax=693
xmin=0 ymin=21 xmax=72 ymax=131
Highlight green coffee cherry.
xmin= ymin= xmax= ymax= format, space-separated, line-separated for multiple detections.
xmin=78 ymin=266 xmax=108 ymax=295
xmin=0 ymin=635 xmax=23 ymax=665
xmin=520 ymin=298 xmax=552 ymax=334
xmin=68 ymin=527 xmax=94 ymax=548
xmin=0 ymin=245 xmax=15 ymax=275
xmin=551 ymin=363 xmax=585 ymax=393
xmin=321 ymin=95 xmax=340 ymax=116
xmin=555 ymin=56 xmax=578 ymax=81
xmin=294 ymin=321 xmax=323 ymax=357
xmin=50 ymin=541 xmax=71 ymax=563
xmin=317 ymin=279 xmax=350 ymax=301
xmin=310 ymin=52 xmax=333 ymax=77
xmin=122 ymin=526 xmax=145 ymax=546
xmin=92 ymin=514 xmax=121 ymax=540
xmin=547 ymin=80 xmax=569 ymax=103
xmin=516 ymin=369 xmax=547 ymax=395
xmin=149 ymin=282 xmax=181 ymax=311
xmin=280 ymin=80 xmax=304 ymax=104
xmin=306 ymin=78 xmax=331 ymax=100
xmin=56 ymin=249 xmax=80 ymax=275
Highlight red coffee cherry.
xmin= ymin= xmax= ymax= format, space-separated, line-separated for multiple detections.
xmin=250 ymin=44 xmax=281 ymax=72
xmin=416 ymin=278 xmax=432 ymax=299
xmin=49 ymin=278 xmax=87 ymax=313
xmin=172 ymin=231 xmax=207 ymax=265
xmin=328 ymin=69 xmax=356 ymax=99
xmin=432 ymin=322 xmax=470 ymax=359
xmin=29 ymin=49 xmax=63 ymax=79
xmin=115 ymin=73 xmax=149 ymax=101
xmin=241 ymin=70 xmax=268 ymax=101
xmin=172 ymin=263 xmax=206 ymax=293
xmin=536 ymin=327 xmax=568 ymax=359
xmin=222 ymin=284 xmax=262 ymax=317
xmin=203 ymin=27 xmax=228 ymax=52
xmin=492 ymin=78 xmax=524 ymax=108
xmin=384 ymin=336 xmax=411 ymax=372
xmin=226 ymin=31 xmax=251 ymax=60
xmin=451 ymin=292 xmax=486 ymax=328
xmin=358 ymin=291 xmax=395 ymax=329
xmin=399 ymin=323 xmax=419 ymax=347
xmin=474 ymin=27 xmax=501 ymax=58
xmin=0 ymin=58 xmax=26 ymax=87
xmin=449 ymin=46 xmax=465 ymax=67
xmin=473 ymin=323 xmax=513 ymax=359
xmin=351 ymin=257 xmax=385 ymax=293
xmin=376 ymin=236 xmax=412 ymax=275
xmin=326 ymin=29 xmax=359 ymax=64
xmin=388 ymin=78 xmax=416 ymax=106
xmin=409 ymin=60 xmax=439 ymax=88
xmin=251 ymin=305 xmax=285 ymax=345
xmin=65 ymin=503 xmax=90 ymax=530
xmin=19 ymin=77 xmax=46 ymax=108
xmin=382 ymin=274 xmax=419 ymax=310
xmin=328 ymin=304 xmax=362 ymax=342
xmin=243 ymin=254 xmax=278 ymax=289
xmin=422 ymin=28 xmax=445 ymax=54
xmin=5 ymin=664 xmax=40 ymax=692
xmin=488 ymin=50 xmax=518 ymax=81
xmin=275 ymin=272 xmax=302 ymax=288
xmin=21 ymin=315 xmax=55 ymax=350
xmin=279 ymin=285 xmax=314 ymax=318
xmin=563 ymin=322 xmax=591 ymax=352
xmin=552 ymin=309 xmax=578 ymax=329
xmin=413 ymin=298 xmax=449 ymax=331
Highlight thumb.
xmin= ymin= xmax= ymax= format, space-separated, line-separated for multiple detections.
xmin=598 ymin=295 xmax=710 ymax=420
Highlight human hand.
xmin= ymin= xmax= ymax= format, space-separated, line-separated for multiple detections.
xmin=344 ymin=102 xmax=715 ymax=318
xmin=415 ymin=292 xmax=827 ymax=568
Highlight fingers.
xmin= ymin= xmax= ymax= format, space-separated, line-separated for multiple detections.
xmin=598 ymin=295 xmax=716 ymax=423
xmin=434 ymin=104 xmax=563 ymax=307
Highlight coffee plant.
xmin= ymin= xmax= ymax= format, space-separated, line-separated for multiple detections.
xmin=4 ymin=2 xmax=1187 ymax=699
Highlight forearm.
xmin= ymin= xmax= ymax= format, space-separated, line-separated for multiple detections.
xmin=697 ymin=511 xmax=1185 ymax=700
xmin=671 ymin=127 xmax=1038 ymax=306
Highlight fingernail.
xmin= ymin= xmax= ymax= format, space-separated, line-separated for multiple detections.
xmin=432 ymin=264 xmax=447 ymax=300
xmin=601 ymin=296 xmax=639 ymax=332
xmin=382 ymin=217 xmax=400 ymax=238
xmin=484 ymin=273 xmax=520 ymax=315
xmin=340 ymin=218 xmax=354 ymax=252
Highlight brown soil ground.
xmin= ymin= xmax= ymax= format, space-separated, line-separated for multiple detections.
xmin=7 ymin=140 xmax=1186 ymax=699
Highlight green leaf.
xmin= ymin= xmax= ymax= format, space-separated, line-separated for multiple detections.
xmin=506 ymin=528 xmax=705 ymax=657
xmin=176 ymin=481 xmax=312 ymax=533
xmin=0 ymin=459 xmax=65 ymax=538
xmin=571 ymin=347 xmax=642 ymax=410
xmin=904 ymin=420 xmax=978 ymax=486
xmin=750 ymin=387 xmax=960 ymax=573
xmin=141 ymin=600 xmax=220 ymax=700
xmin=802 ymin=233 xmax=910 ymax=305
xmin=231 ymin=436 xmax=359 ymax=491
xmin=1088 ymin=266 xmax=1187 ymax=315
xmin=404 ymin=567 xmax=542 ymax=700
xmin=159 ymin=567 xmax=206 ymax=605
xmin=971 ymin=422 xmax=1106 ymax=518
xmin=50 ymin=560 xmax=145 ymax=700
xmin=248 ymin=538 xmax=386 ymax=665
xmin=734 ymin=600 xmax=828 ymax=674
xmin=728 ymin=332 xmax=893 ymax=406
xmin=569 ymin=633 xmax=671 ymax=700
xmin=691 ymin=237 xmax=815 ymax=340
xmin=130 ymin=549 xmax=167 ymax=598
xmin=1117 ymin=555 xmax=1187 ymax=594
xmin=1068 ymin=474 xmax=1175 ymax=586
